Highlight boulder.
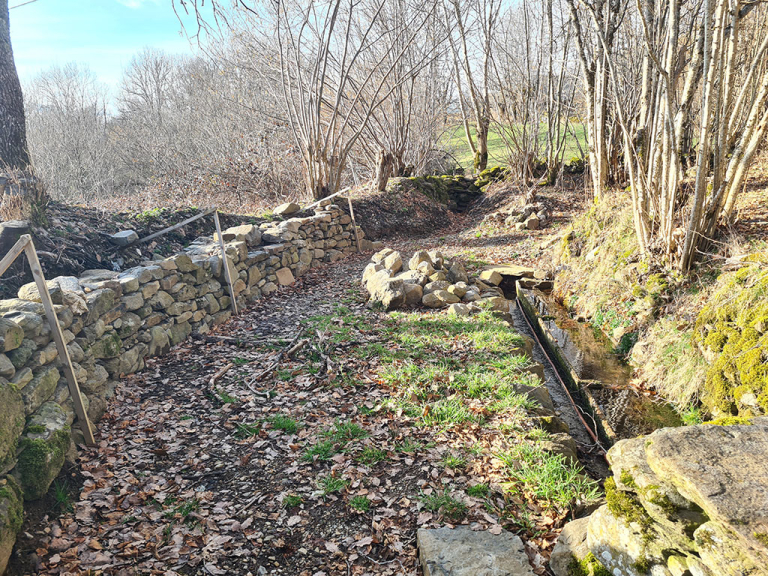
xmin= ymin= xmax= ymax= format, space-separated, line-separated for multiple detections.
xmin=0 ymin=318 xmax=23 ymax=353
xmin=408 ymin=250 xmax=433 ymax=271
xmin=0 ymin=379 xmax=24 ymax=474
xmin=447 ymin=261 xmax=468 ymax=284
xmin=0 ymin=220 xmax=29 ymax=255
xmin=20 ymin=366 xmax=60 ymax=416
xmin=424 ymin=280 xmax=451 ymax=295
xmin=109 ymin=230 xmax=139 ymax=246
xmin=525 ymin=215 xmax=540 ymax=230
xmin=447 ymin=283 xmax=468 ymax=298
xmin=447 ymin=303 xmax=473 ymax=317
xmin=217 ymin=224 xmax=261 ymax=246
xmin=0 ymin=475 xmax=23 ymax=574
xmin=362 ymin=262 xmax=385 ymax=285
xmin=404 ymin=283 xmax=423 ymax=306
xmin=550 ymin=517 xmax=590 ymax=576
xmin=417 ymin=526 xmax=535 ymax=576
xmin=14 ymin=402 xmax=71 ymax=500
xmin=274 ymin=202 xmax=301 ymax=216
xmin=276 ymin=267 xmax=295 ymax=286
xmin=371 ymin=248 xmax=395 ymax=264
xmin=383 ymin=251 xmax=403 ymax=274
xmin=479 ymin=269 xmax=503 ymax=286
xmin=367 ymin=271 xmax=406 ymax=310
xmin=0 ymin=355 xmax=13 ymax=379
xmin=395 ymin=270 xmax=429 ymax=286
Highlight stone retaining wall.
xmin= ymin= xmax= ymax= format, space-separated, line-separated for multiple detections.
xmin=0 ymin=200 xmax=378 ymax=572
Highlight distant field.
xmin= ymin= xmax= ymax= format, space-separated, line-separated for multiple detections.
xmin=443 ymin=123 xmax=587 ymax=171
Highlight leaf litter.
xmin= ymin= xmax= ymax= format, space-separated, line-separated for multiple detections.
xmin=23 ymin=227 xmax=601 ymax=576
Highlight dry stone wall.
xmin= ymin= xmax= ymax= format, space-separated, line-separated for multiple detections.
xmin=0 ymin=200 xmax=378 ymax=572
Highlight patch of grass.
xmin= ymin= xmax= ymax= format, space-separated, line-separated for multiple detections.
xmin=349 ymin=495 xmax=371 ymax=512
xmin=216 ymin=388 xmax=239 ymax=404
xmin=269 ymin=415 xmax=299 ymax=434
xmin=441 ymin=453 xmax=468 ymax=470
xmin=277 ymin=368 xmax=295 ymax=381
xmin=395 ymin=438 xmax=424 ymax=453
xmin=323 ymin=420 xmax=368 ymax=443
xmin=52 ymin=479 xmax=73 ymax=513
xmin=418 ymin=489 xmax=468 ymax=521
xmin=318 ymin=475 xmax=349 ymax=496
xmin=357 ymin=447 xmax=388 ymax=465
xmin=421 ymin=397 xmax=478 ymax=427
xmin=232 ymin=357 xmax=250 ymax=366
xmin=234 ymin=422 xmax=261 ymax=439
xmin=498 ymin=443 xmax=601 ymax=510
xmin=303 ymin=440 xmax=337 ymax=462
xmin=179 ymin=415 xmax=193 ymax=421
xmin=282 ymin=494 xmax=303 ymax=508
xmin=466 ymin=483 xmax=490 ymax=498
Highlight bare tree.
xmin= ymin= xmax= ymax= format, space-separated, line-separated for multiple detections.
xmin=443 ymin=0 xmax=501 ymax=172
xmin=25 ymin=63 xmax=114 ymax=202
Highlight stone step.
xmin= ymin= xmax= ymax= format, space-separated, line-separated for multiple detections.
xmin=417 ymin=526 xmax=536 ymax=576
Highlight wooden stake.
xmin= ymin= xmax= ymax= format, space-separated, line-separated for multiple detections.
xmin=0 ymin=235 xmax=31 ymax=276
xmin=135 ymin=208 xmax=216 ymax=245
xmin=347 ymin=196 xmax=363 ymax=253
xmin=213 ymin=211 xmax=239 ymax=316
xmin=23 ymin=237 xmax=95 ymax=445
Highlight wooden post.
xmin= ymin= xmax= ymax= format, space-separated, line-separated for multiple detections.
xmin=213 ymin=211 xmax=239 ymax=316
xmin=347 ymin=196 xmax=363 ymax=253
xmin=23 ymin=236 xmax=95 ymax=445
xmin=135 ymin=208 xmax=216 ymax=245
xmin=0 ymin=235 xmax=30 ymax=276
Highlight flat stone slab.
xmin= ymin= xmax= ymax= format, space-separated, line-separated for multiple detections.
xmin=645 ymin=417 xmax=768 ymax=556
xmin=485 ymin=265 xmax=536 ymax=279
xmin=417 ymin=526 xmax=535 ymax=576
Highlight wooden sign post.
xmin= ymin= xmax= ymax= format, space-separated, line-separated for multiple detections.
xmin=0 ymin=235 xmax=95 ymax=445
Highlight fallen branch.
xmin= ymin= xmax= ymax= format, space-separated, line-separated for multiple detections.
xmin=207 ymin=362 xmax=233 ymax=393
xmin=245 ymin=327 xmax=305 ymax=386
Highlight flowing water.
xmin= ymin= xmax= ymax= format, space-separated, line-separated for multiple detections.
xmin=519 ymin=289 xmax=682 ymax=440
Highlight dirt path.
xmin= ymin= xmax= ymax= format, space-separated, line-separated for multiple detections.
xmin=14 ymin=218 xmax=602 ymax=576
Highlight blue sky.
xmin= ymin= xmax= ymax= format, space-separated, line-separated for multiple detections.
xmin=9 ymin=0 xmax=211 ymax=91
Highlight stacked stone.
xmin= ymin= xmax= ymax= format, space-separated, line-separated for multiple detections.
xmin=362 ymin=249 xmax=551 ymax=314
xmin=483 ymin=202 xmax=550 ymax=230
xmin=0 ymin=199 xmax=367 ymax=571
xmin=551 ymin=418 xmax=768 ymax=576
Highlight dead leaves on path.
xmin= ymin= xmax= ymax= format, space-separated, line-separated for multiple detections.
xmin=27 ymin=254 xmax=567 ymax=576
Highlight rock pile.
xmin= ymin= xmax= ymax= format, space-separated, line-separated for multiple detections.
xmin=362 ymin=248 xmax=550 ymax=313
xmin=0 ymin=198 xmax=368 ymax=572
xmin=551 ymin=418 xmax=768 ymax=576
xmin=484 ymin=201 xmax=551 ymax=230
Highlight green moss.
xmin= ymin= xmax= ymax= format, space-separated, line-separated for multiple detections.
xmin=25 ymin=424 xmax=46 ymax=435
xmin=632 ymin=556 xmax=652 ymax=572
xmin=703 ymin=416 xmax=753 ymax=426
xmin=694 ymin=264 xmax=768 ymax=416
xmin=753 ymin=532 xmax=768 ymax=547
xmin=605 ymin=477 xmax=654 ymax=541
xmin=0 ymin=476 xmax=24 ymax=536
xmin=646 ymin=490 xmax=679 ymax=518
xmin=16 ymin=427 xmax=70 ymax=500
xmin=619 ymin=469 xmax=638 ymax=490
xmin=568 ymin=552 xmax=612 ymax=576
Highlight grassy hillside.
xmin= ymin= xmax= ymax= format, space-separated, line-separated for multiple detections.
xmin=443 ymin=122 xmax=587 ymax=171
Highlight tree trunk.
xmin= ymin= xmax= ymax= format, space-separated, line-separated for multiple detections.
xmin=374 ymin=148 xmax=393 ymax=192
xmin=0 ymin=0 xmax=29 ymax=170
xmin=474 ymin=118 xmax=489 ymax=171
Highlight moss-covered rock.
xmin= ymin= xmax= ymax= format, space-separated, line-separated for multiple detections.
xmin=0 ymin=475 xmax=24 ymax=574
xmin=14 ymin=404 xmax=70 ymax=501
xmin=0 ymin=379 xmax=24 ymax=474
xmin=694 ymin=264 xmax=768 ymax=416
xmin=19 ymin=365 xmax=59 ymax=416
